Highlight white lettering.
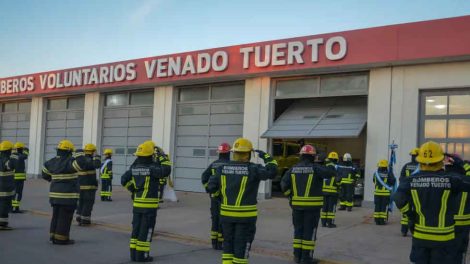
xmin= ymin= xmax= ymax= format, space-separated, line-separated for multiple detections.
xmin=55 ymin=73 xmax=64 ymax=88
xmin=197 ymin=53 xmax=211 ymax=73
xmin=212 ymin=51 xmax=228 ymax=72
xmin=255 ymin=46 xmax=270 ymax=67
xmin=47 ymin=74 xmax=56 ymax=89
xmin=126 ymin=63 xmax=137 ymax=80
xmin=99 ymin=67 xmax=109 ymax=84
xmin=40 ymin=74 xmax=48 ymax=89
xmin=88 ymin=68 xmax=98 ymax=85
xmin=307 ymin=38 xmax=324 ymax=62
xmin=287 ymin=41 xmax=304 ymax=64
xmin=181 ymin=55 xmax=195 ymax=75
xmin=114 ymin=64 xmax=126 ymax=82
xmin=144 ymin=60 xmax=157 ymax=79
xmin=240 ymin=47 xmax=254 ymax=69
xmin=326 ymin=36 xmax=347 ymax=60
xmin=272 ymin=43 xmax=287 ymax=66
xmin=156 ymin=59 xmax=168 ymax=78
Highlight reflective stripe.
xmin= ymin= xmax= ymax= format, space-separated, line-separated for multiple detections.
xmin=0 ymin=171 xmax=14 ymax=177
xmin=458 ymin=192 xmax=468 ymax=215
xmin=51 ymin=174 xmax=78 ymax=180
xmin=80 ymin=185 xmax=97 ymax=190
xmin=141 ymin=176 xmax=150 ymax=199
xmin=222 ymin=253 xmax=234 ymax=264
xmin=304 ymin=174 xmax=313 ymax=197
xmin=301 ymin=240 xmax=315 ymax=250
xmin=72 ymin=160 xmax=82 ymax=172
xmin=439 ymin=190 xmax=450 ymax=228
xmin=49 ymin=192 xmax=79 ymax=199
xmin=400 ymin=203 xmax=410 ymax=213
xmin=221 ymin=175 xmax=228 ymax=205
xmin=14 ymin=173 xmax=26 ymax=180
xmin=77 ymin=170 xmax=96 ymax=176
xmin=133 ymin=202 xmax=159 ymax=209
xmin=235 ymin=176 xmax=248 ymax=207
xmin=413 ymin=224 xmax=455 ymax=241
xmin=220 ymin=204 xmax=257 ymax=218
xmin=411 ymin=190 xmax=425 ymax=226
xmin=291 ymin=196 xmax=323 ymax=207
xmin=283 ymin=189 xmax=291 ymax=196
xmin=291 ymin=174 xmax=298 ymax=196
xmin=0 ymin=191 xmax=15 ymax=197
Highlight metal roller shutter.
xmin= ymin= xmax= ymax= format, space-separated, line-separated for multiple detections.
xmin=0 ymin=101 xmax=31 ymax=145
xmin=101 ymin=91 xmax=154 ymax=185
xmin=44 ymin=97 xmax=84 ymax=161
xmin=174 ymin=82 xmax=245 ymax=192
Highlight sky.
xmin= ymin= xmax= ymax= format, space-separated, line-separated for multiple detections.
xmin=1 ymin=0 xmax=470 ymax=77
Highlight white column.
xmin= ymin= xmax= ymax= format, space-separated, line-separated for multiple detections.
xmin=82 ymin=92 xmax=101 ymax=149
xmin=27 ymin=97 xmax=45 ymax=177
xmin=243 ymin=77 xmax=272 ymax=198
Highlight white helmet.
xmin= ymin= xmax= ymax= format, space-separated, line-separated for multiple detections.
xmin=343 ymin=153 xmax=352 ymax=162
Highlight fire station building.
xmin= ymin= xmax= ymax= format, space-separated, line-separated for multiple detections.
xmin=1 ymin=16 xmax=470 ymax=202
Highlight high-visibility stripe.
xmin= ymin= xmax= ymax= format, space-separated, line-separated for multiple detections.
xmin=400 ymin=203 xmax=410 ymax=213
xmin=439 ymin=190 xmax=450 ymax=228
xmin=235 ymin=176 xmax=248 ymax=206
xmin=0 ymin=171 xmax=14 ymax=176
xmin=141 ymin=176 xmax=150 ymax=199
xmin=413 ymin=224 xmax=455 ymax=241
xmin=134 ymin=198 xmax=159 ymax=203
xmin=221 ymin=204 xmax=257 ymax=210
xmin=411 ymin=190 xmax=425 ymax=226
xmin=211 ymin=169 xmax=215 ymax=175
xmin=0 ymin=191 xmax=15 ymax=196
xmin=14 ymin=173 xmax=26 ymax=180
xmin=77 ymin=170 xmax=96 ymax=176
xmin=133 ymin=202 xmax=159 ymax=209
xmin=49 ymin=192 xmax=79 ymax=199
xmin=458 ymin=192 xmax=467 ymax=215
xmin=80 ymin=185 xmax=97 ymax=190
xmin=220 ymin=210 xmax=257 ymax=217
xmin=304 ymin=174 xmax=313 ymax=197
xmin=221 ymin=175 xmax=227 ymax=205
xmin=283 ymin=189 xmax=291 ymax=196
xmin=72 ymin=160 xmax=82 ymax=172
xmin=291 ymin=174 xmax=298 ymax=197
xmin=51 ymin=174 xmax=78 ymax=180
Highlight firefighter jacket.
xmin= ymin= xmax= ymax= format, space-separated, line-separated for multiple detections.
xmin=206 ymin=154 xmax=278 ymax=223
xmin=455 ymin=162 xmax=470 ymax=227
xmin=201 ymin=157 xmax=230 ymax=198
xmin=100 ymin=158 xmax=113 ymax=180
xmin=73 ymin=150 xmax=101 ymax=191
xmin=322 ymin=159 xmax=339 ymax=195
xmin=10 ymin=148 xmax=29 ymax=180
xmin=281 ymin=158 xmax=336 ymax=210
xmin=400 ymin=161 xmax=418 ymax=181
xmin=42 ymin=150 xmax=79 ymax=206
xmin=336 ymin=161 xmax=360 ymax=185
xmin=0 ymin=151 xmax=14 ymax=199
xmin=154 ymin=153 xmax=172 ymax=187
xmin=121 ymin=157 xmax=171 ymax=212
xmin=394 ymin=169 xmax=470 ymax=246
xmin=373 ymin=168 xmax=396 ymax=196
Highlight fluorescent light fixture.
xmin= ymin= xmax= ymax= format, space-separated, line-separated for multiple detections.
xmin=435 ymin=104 xmax=446 ymax=109
xmin=426 ymin=99 xmax=435 ymax=103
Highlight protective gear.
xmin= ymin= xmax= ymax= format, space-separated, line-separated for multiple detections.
xmin=57 ymin=140 xmax=75 ymax=151
xmin=207 ymin=150 xmax=277 ymax=264
xmin=399 ymin=156 xmax=419 ymax=236
xmin=321 ymin=159 xmax=339 ymax=227
xmin=299 ymin=145 xmax=317 ymax=155
xmin=100 ymin=157 xmax=113 ymax=201
xmin=373 ymin=168 xmax=396 ymax=225
xmin=0 ymin=149 xmax=14 ymax=229
xmin=217 ymin=143 xmax=231 ymax=154
xmin=135 ymin=143 xmax=154 ymax=157
xmin=377 ymin=160 xmax=388 ymax=168
xmin=281 ymin=156 xmax=336 ymax=263
xmin=409 ymin=148 xmax=420 ymax=156
xmin=143 ymin=140 xmax=156 ymax=149
xmin=103 ymin=149 xmax=113 ymax=156
xmin=337 ymin=160 xmax=360 ymax=211
xmin=0 ymin=141 xmax=13 ymax=151
xmin=416 ymin=141 xmax=445 ymax=165
xmin=328 ymin=152 xmax=339 ymax=160
xmin=453 ymin=161 xmax=470 ymax=263
xmin=121 ymin=155 xmax=171 ymax=262
xmin=83 ymin=143 xmax=96 ymax=153
xmin=343 ymin=153 xmax=352 ymax=162
xmin=10 ymin=147 xmax=29 ymax=213
xmin=231 ymin=138 xmax=253 ymax=153
xmin=13 ymin=142 xmax=25 ymax=149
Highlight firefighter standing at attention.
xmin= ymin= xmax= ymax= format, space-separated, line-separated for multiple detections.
xmin=74 ymin=143 xmax=101 ymax=225
xmin=373 ymin=159 xmax=396 ymax=225
xmin=0 ymin=141 xmax=15 ymax=230
xmin=337 ymin=153 xmax=360 ymax=211
xmin=143 ymin=140 xmax=172 ymax=204
xmin=201 ymin=143 xmax=231 ymax=250
xmin=121 ymin=141 xmax=171 ymax=262
xmin=321 ymin=151 xmax=339 ymax=228
xmin=10 ymin=142 xmax=29 ymax=213
xmin=42 ymin=140 xmax=79 ymax=244
xmin=281 ymin=145 xmax=336 ymax=264
xmin=394 ymin=141 xmax=470 ymax=263
xmin=100 ymin=149 xmax=113 ymax=201
xmin=399 ymin=148 xmax=419 ymax=236
xmin=207 ymin=138 xmax=277 ymax=264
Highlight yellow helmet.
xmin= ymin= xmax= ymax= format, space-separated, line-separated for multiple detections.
xmin=416 ymin=141 xmax=444 ymax=165
xmin=57 ymin=140 xmax=75 ymax=151
xmin=144 ymin=140 xmax=156 ymax=149
xmin=377 ymin=159 xmax=389 ymax=168
xmin=103 ymin=149 xmax=113 ymax=155
xmin=0 ymin=141 xmax=14 ymax=151
xmin=135 ymin=142 xmax=154 ymax=157
xmin=83 ymin=143 xmax=97 ymax=153
xmin=409 ymin=148 xmax=419 ymax=156
xmin=328 ymin=152 xmax=339 ymax=160
xmin=14 ymin=142 xmax=25 ymax=149
xmin=232 ymin=138 xmax=253 ymax=153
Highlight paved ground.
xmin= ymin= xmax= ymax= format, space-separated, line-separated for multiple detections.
xmin=0 ymin=179 xmax=467 ymax=263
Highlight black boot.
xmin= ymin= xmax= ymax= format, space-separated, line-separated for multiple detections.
xmin=338 ymin=205 xmax=346 ymax=211
xmin=141 ymin=256 xmax=154 ymax=262
xmin=211 ymin=239 xmax=217 ymax=250
xmin=294 ymin=248 xmax=302 ymax=264
xmin=401 ymin=225 xmax=408 ymax=236
xmin=101 ymin=197 xmax=105 ymax=201
xmin=328 ymin=223 xmax=337 ymax=228
xmin=108 ymin=197 xmax=113 ymax=202
xmin=216 ymin=241 xmax=223 ymax=250
xmin=130 ymin=249 xmax=136 ymax=262
xmin=52 ymin=239 xmax=75 ymax=245
xmin=321 ymin=220 xmax=327 ymax=227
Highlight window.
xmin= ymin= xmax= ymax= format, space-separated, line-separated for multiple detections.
xmin=179 ymin=86 xmax=209 ymax=102
xmin=178 ymin=82 xmax=244 ymax=102
xmin=48 ymin=98 xmax=67 ymax=110
xmin=106 ymin=91 xmax=154 ymax=107
xmin=420 ymin=90 xmax=470 ymax=160
xmin=130 ymin=91 xmax=154 ymax=105
xmin=106 ymin=93 xmax=128 ymax=106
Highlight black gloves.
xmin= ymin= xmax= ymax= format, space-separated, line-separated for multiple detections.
xmin=254 ymin=150 xmax=272 ymax=161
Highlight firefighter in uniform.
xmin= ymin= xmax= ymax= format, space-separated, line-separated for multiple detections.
xmin=142 ymin=140 xmax=172 ymax=205
xmin=201 ymin=143 xmax=231 ymax=250
xmin=121 ymin=142 xmax=171 ymax=262
xmin=42 ymin=140 xmax=79 ymax=244
xmin=373 ymin=159 xmax=396 ymax=225
xmin=10 ymin=142 xmax=29 ymax=213
xmin=281 ymin=145 xmax=336 ymax=264
xmin=74 ymin=143 xmax=101 ymax=225
xmin=337 ymin=153 xmax=359 ymax=211
xmin=394 ymin=141 xmax=470 ymax=264
xmin=0 ymin=141 xmax=14 ymax=230
xmin=321 ymin=151 xmax=339 ymax=228
xmin=399 ymin=147 xmax=419 ymax=236
xmin=100 ymin=148 xmax=113 ymax=201
xmin=207 ymin=138 xmax=277 ymax=264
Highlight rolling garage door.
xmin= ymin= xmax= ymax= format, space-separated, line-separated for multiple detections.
xmin=174 ymin=82 xmax=245 ymax=192
xmin=44 ymin=96 xmax=85 ymax=161
xmin=101 ymin=91 xmax=154 ymax=184
xmin=0 ymin=101 xmax=31 ymax=145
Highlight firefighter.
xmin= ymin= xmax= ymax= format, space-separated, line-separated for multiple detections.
xmin=207 ymin=138 xmax=277 ymax=264
xmin=0 ymin=141 xmax=14 ymax=230
xmin=74 ymin=143 xmax=101 ymax=226
xmin=321 ymin=151 xmax=339 ymax=228
xmin=281 ymin=145 xmax=336 ymax=264
xmin=373 ymin=159 xmax=396 ymax=225
xmin=121 ymin=142 xmax=171 ymax=262
xmin=337 ymin=153 xmax=360 ymax=211
xmin=399 ymin=148 xmax=419 ymax=236
xmin=42 ymin=140 xmax=79 ymax=244
xmin=201 ymin=142 xmax=231 ymax=250
xmin=100 ymin=149 xmax=113 ymax=201
xmin=10 ymin=142 xmax=29 ymax=213
xmin=394 ymin=141 xmax=470 ymax=264
xmin=142 ymin=140 xmax=172 ymax=204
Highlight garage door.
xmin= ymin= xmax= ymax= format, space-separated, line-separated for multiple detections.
xmin=174 ymin=82 xmax=245 ymax=192
xmin=101 ymin=91 xmax=154 ymax=184
xmin=0 ymin=101 xmax=31 ymax=145
xmin=44 ymin=96 xmax=85 ymax=161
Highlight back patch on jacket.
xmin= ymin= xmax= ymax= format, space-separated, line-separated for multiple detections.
xmin=222 ymin=165 xmax=249 ymax=175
